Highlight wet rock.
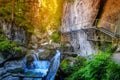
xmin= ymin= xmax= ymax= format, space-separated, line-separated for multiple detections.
xmin=23 ymin=78 xmax=41 ymax=80
xmin=23 ymin=78 xmax=32 ymax=80
xmin=38 ymin=49 xmax=56 ymax=60
xmin=0 ymin=55 xmax=4 ymax=64
xmin=4 ymin=61 xmax=23 ymax=73
xmin=25 ymin=54 xmax=34 ymax=68
xmin=63 ymin=52 xmax=77 ymax=57
xmin=0 ymin=68 xmax=7 ymax=76
xmin=1 ymin=76 xmax=19 ymax=80
xmin=13 ymin=50 xmax=26 ymax=59
xmin=1 ymin=47 xmax=26 ymax=60
xmin=38 ymin=50 xmax=51 ymax=60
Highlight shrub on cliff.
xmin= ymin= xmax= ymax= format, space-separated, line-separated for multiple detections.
xmin=65 ymin=53 xmax=120 ymax=80
xmin=50 ymin=32 xmax=61 ymax=43
xmin=0 ymin=30 xmax=22 ymax=52
xmin=60 ymin=56 xmax=86 ymax=78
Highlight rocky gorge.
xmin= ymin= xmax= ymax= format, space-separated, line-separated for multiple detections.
xmin=0 ymin=0 xmax=120 ymax=80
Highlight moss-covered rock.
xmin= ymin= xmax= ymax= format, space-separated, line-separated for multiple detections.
xmin=25 ymin=54 xmax=34 ymax=68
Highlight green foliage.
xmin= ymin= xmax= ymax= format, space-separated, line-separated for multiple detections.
xmin=0 ymin=0 xmax=34 ymax=32
xmin=60 ymin=56 xmax=86 ymax=77
xmin=0 ymin=39 xmax=12 ymax=51
xmin=0 ymin=29 xmax=3 ymax=34
xmin=0 ymin=38 xmax=16 ymax=51
xmin=0 ymin=0 xmax=64 ymax=33
xmin=0 ymin=2 xmax=11 ymax=20
xmin=65 ymin=53 xmax=120 ymax=80
xmin=50 ymin=32 xmax=60 ymax=43
xmin=13 ymin=47 xmax=22 ymax=52
xmin=106 ymin=61 xmax=120 ymax=80
xmin=0 ymin=32 xmax=22 ymax=52
xmin=96 ymin=44 xmax=115 ymax=54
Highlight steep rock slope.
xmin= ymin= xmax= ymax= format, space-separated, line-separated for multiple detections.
xmin=62 ymin=0 xmax=100 ymax=56
xmin=62 ymin=0 xmax=120 ymax=56
xmin=99 ymin=0 xmax=120 ymax=33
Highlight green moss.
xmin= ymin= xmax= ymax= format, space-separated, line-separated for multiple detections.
xmin=13 ymin=47 xmax=22 ymax=52
xmin=0 ymin=31 xmax=22 ymax=52
xmin=60 ymin=56 xmax=86 ymax=78
xmin=50 ymin=32 xmax=61 ymax=43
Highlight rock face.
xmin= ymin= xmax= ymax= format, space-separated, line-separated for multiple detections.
xmin=62 ymin=0 xmax=120 ymax=56
xmin=99 ymin=0 xmax=120 ymax=33
xmin=0 ymin=21 xmax=29 ymax=45
xmin=0 ymin=61 xmax=23 ymax=80
xmin=4 ymin=61 xmax=23 ymax=73
xmin=62 ymin=0 xmax=100 ymax=56
xmin=62 ymin=0 xmax=100 ymax=31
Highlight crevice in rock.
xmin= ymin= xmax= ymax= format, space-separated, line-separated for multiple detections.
xmin=95 ymin=0 xmax=108 ymax=19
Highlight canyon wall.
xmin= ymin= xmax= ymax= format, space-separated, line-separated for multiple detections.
xmin=99 ymin=0 xmax=120 ymax=33
xmin=62 ymin=0 xmax=100 ymax=56
xmin=62 ymin=0 xmax=120 ymax=56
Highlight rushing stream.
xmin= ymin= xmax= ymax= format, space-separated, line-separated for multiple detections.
xmin=23 ymin=49 xmax=61 ymax=80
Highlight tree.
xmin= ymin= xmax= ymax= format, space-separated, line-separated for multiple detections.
xmin=11 ymin=0 xmax=15 ymax=22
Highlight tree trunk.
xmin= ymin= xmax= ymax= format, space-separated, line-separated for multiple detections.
xmin=11 ymin=0 xmax=15 ymax=22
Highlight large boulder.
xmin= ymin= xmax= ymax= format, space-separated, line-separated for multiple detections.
xmin=0 ymin=68 xmax=7 ymax=76
xmin=4 ymin=61 xmax=23 ymax=73
xmin=0 ymin=54 xmax=4 ymax=64
xmin=112 ymin=52 xmax=120 ymax=64
xmin=1 ymin=75 xmax=19 ymax=80
xmin=25 ymin=54 xmax=35 ymax=69
xmin=38 ymin=49 xmax=56 ymax=60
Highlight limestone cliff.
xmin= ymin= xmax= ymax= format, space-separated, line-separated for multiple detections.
xmin=99 ymin=0 xmax=120 ymax=33
xmin=62 ymin=0 xmax=100 ymax=31
xmin=61 ymin=0 xmax=120 ymax=56
xmin=62 ymin=0 xmax=100 ymax=56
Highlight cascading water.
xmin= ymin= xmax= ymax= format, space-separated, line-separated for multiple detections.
xmin=46 ymin=50 xmax=61 ymax=80
xmin=23 ymin=49 xmax=61 ymax=80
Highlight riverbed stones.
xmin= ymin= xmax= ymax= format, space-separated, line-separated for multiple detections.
xmin=38 ymin=49 xmax=56 ymax=60
xmin=1 ymin=75 xmax=19 ymax=80
xmin=0 ymin=61 xmax=22 ymax=79
xmin=4 ymin=61 xmax=23 ymax=73
xmin=25 ymin=54 xmax=35 ymax=68
xmin=0 ymin=55 xmax=4 ymax=64
xmin=0 ymin=68 xmax=7 ymax=76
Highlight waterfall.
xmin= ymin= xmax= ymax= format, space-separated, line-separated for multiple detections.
xmin=23 ymin=49 xmax=61 ymax=80
xmin=46 ymin=50 xmax=61 ymax=80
